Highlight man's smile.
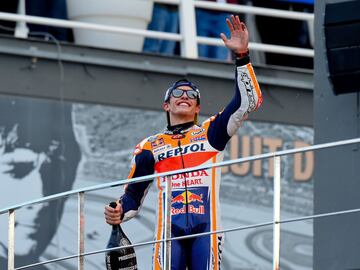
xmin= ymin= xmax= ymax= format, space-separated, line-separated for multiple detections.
xmin=176 ymin=101 xmax=191 ymax=107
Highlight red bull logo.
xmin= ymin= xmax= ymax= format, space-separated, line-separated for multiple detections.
xmin=188 ymin=192 xmax=203 ymax=203
xmin=172 ymin=205 xmax=205 ymax=215
xmin=171 ymin=191 xmax=205 ymax=215
xmin=171 ymin=193 xmax=186 ymax=204
xmin=171 ymin=191 xmax=203 ymax=204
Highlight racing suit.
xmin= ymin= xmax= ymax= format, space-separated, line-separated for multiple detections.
xmin=119 ymin=56 xmax=262 ymax=270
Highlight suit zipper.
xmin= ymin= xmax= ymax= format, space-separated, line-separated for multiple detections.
xmin=177 ymin=139 xmax=189 ymax=226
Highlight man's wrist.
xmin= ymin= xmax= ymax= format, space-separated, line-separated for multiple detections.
xmin=235 ymin=55 xmax=250 ymax=66
xmin=234 ymin=49 xmax=250 ymax=59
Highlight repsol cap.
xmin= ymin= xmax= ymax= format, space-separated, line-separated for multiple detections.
xmin=164 ymin=79 xmax=201 ymax=105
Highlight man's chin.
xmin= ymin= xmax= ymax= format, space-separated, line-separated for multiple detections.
xmin=174 ymin=110 xmax=195 ymax=117
xmin=12 ymin=239 xmax=37 ymax=256
xmin=0 ymin=241 xmax=33 ymax=257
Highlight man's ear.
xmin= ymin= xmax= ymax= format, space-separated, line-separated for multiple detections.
xmin=195 ymin=105 xmax=201 ymax=114
xmin=163 ymin=102 xmax=170 ymax=112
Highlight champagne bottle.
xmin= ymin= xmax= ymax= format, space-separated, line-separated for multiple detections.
xmin=105 ymin=202 xmax=137 ymax=270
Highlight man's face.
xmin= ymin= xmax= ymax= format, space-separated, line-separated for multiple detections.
xmin=163 ymin=86 xmax=200 ymax=121
xmin=0 ymin=129 xmax=47 ymax=257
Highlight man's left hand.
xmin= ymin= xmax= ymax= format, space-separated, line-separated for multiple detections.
xmin=220 ymin=15 xmax=249 ymax=55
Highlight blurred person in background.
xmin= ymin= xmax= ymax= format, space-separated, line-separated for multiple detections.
xmin=0 ymin=0 xmax=73 ymax=41
xmin=196 ymin=0 xmax=243 ymax=60
xmin=143 ymin=3 xmax=179 ymax=55
xmin=143 ymin=1 xmax=248 ymax=60
xmin=252 ymin=0 xmax=314 ymax=68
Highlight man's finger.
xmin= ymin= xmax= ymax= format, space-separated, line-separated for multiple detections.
xmin=235 ymin=16 xmax=242 ymax=29
xmin=226 ymin=18 xmax=234 ymax=32
xmin=105 ymin=217 xmax=121 ymax=225
xmin=231 ymin=15 xmax=240 ymax=30
xmin=105 ymin=211 xmax=119 ymax=218
xmin=104 ymin=205 xmax=114 ymax=212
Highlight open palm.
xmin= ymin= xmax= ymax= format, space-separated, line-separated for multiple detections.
xmin=220 ymin=15 xmax=249 ymax=55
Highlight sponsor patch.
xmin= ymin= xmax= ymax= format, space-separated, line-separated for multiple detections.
xmin=170 ymin=189 xmax=207 ymax=215
xmin=190 ymin=134 xmax=206 ymax=142
xmin=151 ymin=138 xmax=165 ymax=149
xmin=191 ymin=128 xmax=205 ymax=136
xmin=239 ymin=71 xmax=256 ymax=112
xmin=153 ymin=144 xmax=171 ymax=154
xmin=171 ymin=205 xmax=205 ymax=215
xmin=171 ymin=134 xmax=185 ymax=139
xmin=157 ymin=143 xmax=206 ymax=161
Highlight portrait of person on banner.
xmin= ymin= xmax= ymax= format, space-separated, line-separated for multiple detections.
xmin=0 ymin=96 xmax=81 ymax=269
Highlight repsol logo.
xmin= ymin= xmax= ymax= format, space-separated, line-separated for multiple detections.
xmin=158 ymin=143 xmax=206 ymax=161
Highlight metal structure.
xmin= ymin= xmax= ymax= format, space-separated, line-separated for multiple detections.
xmin=1 ymin=137 xmax=360 ymax=270
xmin=0 ymin=0 xmax=314 ymax=58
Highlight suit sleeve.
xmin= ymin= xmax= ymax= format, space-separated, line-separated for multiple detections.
xmin=119 ymin=141 xmax=155 ymax=222
xmin=207 ymin=56 xmax=262 ymax=151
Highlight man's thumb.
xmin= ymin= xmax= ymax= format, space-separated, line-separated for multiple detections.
xmin=220 ymin=33 xmax=228 ymax=44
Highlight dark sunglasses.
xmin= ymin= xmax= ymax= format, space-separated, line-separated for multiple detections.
xmin=171 ymin=89 xmax=199 ymax=99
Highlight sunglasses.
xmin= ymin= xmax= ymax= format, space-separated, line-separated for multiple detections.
xmin=171 ymin=89 xmax=199 ymax=99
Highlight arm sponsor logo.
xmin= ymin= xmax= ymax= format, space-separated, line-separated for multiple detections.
xmin=239 ymin=71 xmax=256 ymax=112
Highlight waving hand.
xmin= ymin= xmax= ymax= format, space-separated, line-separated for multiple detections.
xmin=220 ymin=15 xmax=249 ymax=55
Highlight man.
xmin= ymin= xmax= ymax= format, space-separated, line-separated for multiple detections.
xmin=143 ymin=3 xmax=179 ymax=55
xmin=104 ymin=15 xmax=262 ymax=269
xmin=0 ymin=0 xmax=73 ymax=41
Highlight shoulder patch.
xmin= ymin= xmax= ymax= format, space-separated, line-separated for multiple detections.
xmin=132 ymin=136 xmax=153 ymax=155
xmin=151 ymin=137 xmax=165 ymax=149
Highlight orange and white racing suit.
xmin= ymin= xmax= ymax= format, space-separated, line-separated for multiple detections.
xmin=119 ymin=56 xmax=262 ymax=270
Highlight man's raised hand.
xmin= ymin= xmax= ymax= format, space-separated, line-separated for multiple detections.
xmin=220 ymin=15 xmax=249 ymax=55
